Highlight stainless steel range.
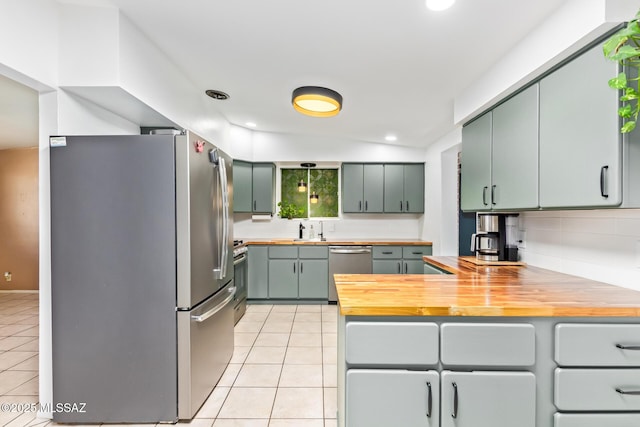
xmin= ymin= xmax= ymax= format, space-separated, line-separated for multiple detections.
xmin=233 ymin=240 xmax=248 ymax=323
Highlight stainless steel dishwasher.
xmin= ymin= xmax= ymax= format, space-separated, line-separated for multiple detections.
xmin=328 ymin=246 xmax=372 ymax=302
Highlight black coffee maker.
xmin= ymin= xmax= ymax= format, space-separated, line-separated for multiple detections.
xmin=470 ymin=213 xmax=519 ymax=261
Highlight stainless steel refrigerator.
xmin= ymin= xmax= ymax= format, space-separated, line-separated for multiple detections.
xmin=50 ymin=131 xmax=234 ymax=423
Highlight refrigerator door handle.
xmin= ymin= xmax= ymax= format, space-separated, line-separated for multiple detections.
xmin=213 ymin=154 xmax=230 ymax=280
xmin=191 ymin=286 xmax=236 ymax=323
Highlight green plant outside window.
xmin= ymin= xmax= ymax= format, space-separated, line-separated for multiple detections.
xmin=281 ymin=169 xmax=339 ymax=218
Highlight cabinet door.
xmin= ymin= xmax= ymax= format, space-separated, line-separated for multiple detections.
xmin=539 ymin=43 xmax=622 ymax=207
xmin=492 ymin=84 xmax=539 ymax=209
xmin=461 ymin=112 xmax=492 ymax=211
xmin=403 ymin=164 xmax=424 ymax=213
xmin=347 ymin=369 xmax=439 ymax=427
xmin=441 ymin=371 xmax=535 ymax=427
xmin=252 ymin=163 xmax=275 ymax=213
xmin=373 ymin=260 xmax=402 ymax=274
xmin=383 ymin=164 xmax=405 ymax=212
xmin=247 ymin=246 xmax=268 ymax=299
xmin=298 ymin=259 xmax=328 ymax=299
xmin=268 ymin=259 xmax=298 ymax=298
xmin=343 ymin=164 xmax=364 ymax=213
xmin=363 ymin=164 xmax=384 ymax=212
xmin=233 ymin=161 xmax=253 ymax=212
xmin=404 ymin=260 xmax=425 ymax=274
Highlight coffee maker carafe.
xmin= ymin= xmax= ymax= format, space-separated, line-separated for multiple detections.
xmin=470 ymin=213 xmax=519 ymax=261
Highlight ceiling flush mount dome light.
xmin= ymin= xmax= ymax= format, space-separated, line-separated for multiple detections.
xmin=292 ymin=86 xmax=342 ymax=117
xmin=426 ymin=0 xmax=455 ymax=11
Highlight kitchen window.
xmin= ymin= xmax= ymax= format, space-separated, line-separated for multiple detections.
xmin=280 ymin=168 xmax=339 ymax=218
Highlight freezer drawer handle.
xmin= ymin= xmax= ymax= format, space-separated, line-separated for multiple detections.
xmin=191 ymin=287 xmax=236 ymax=323
xmin=616 ymin=387 xmax=640 ymax=395
xmin=616 ymin=343 xmax=640 ymax=350
xmin=600 ymin=165 xmax=609 ymax=198
xmin=426 ymin=381 xmax=432 ymax=418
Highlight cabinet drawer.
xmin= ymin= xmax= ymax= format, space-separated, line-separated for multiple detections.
xmin=402 ymin=246 xmax=432 ymax=259
xmin=268 ymin=246 xmax=298 ymax=259
xmin=298 ymin=246 xmax=328 ymax=259
xmin=441 ymin=323 xmax=535 ymax=366
xmin=372 ymin=246 xmax=402 ymax=259
xmin=346 ymin=321 xmax=439 ymax=366
xmin=554 ymin=413 xmax=640 ymax=427
xmin=555 ymin=368 xmax=640 ymax=411
xmin=555 ymin=324 xmax=640 ymax=366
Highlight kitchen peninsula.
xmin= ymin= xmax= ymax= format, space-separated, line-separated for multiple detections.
xmin=335 ymin=257 xmax=640 ymax=427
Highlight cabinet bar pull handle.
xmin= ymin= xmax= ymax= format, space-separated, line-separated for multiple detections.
xmin=491 ymin=185 xmax=497 ymax=205
xmin=404 ymin=262 xmax=408 ymax=274
xmin=300 ymin=262 xmax=303 ymax=274
xmin=406 ymin=201 xmax=409 ymax=211
xmin=400 ymin=201 xmax=403 ymax=211
xmin=293 ymin=263 xmax=296 ymax=273
xmin=412 ymin=251 xmax=422 ymax=255
xmin=254 ymin=200 xmax=257 ymax=210
xmin=397 ymin=262 xmax=401 ymax=274
xmin=426 ymin=381 xmax=432 ymax=418
xmin=616 ymin=343 xmax=640 ymax=350
xmin=365 ymin=200 xmax=368 ymax=211
xmin=482 ymin=186 xmax=488 ymax=206
xmin=382 ymin=251 xmax=393 ymax=255
xmin=359 ymin=200 xmax=362 ymax=211
xmin=452 ymin=382 xmax=458 ymax=418
xmin=616 ymin=387 xmax=640 ymax=395
xmin=600 ymin=165 xmax=609 ymax=198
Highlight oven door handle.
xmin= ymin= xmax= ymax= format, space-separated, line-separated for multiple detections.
xmin=233 ymin=254 xmax=247 ymax=265
xmin=191 ymin=287 xmax=236 ymax=323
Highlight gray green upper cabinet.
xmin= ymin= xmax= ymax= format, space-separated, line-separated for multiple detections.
xmin=233 ymin=161 xmax=275 ymax=214
xmin=461 ymin=84 xmax=539 ymax=212
xmin=383 ymin=164 xmax=425 ymax=213
xmin=492 ymin=85 xmax=539 ymax=210
xmin=342 ymin=164 xmax=384 ymax=213
xmin=233 ymin=160 xmax=253 ymax=212
xmin=539 ymin=42 xmax=621 ymax=208
xmin=461 ymin=113 xmax=492 ymax=211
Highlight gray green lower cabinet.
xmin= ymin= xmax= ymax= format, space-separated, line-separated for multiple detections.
xmin=440 ymin=371 xmax=535 ymax=427
xmin=339 ymin=316 xmax=640 ymax=427
xmin=346 ymin=370 xmax=439 ymax=427
xmin=372 ymin=245 xmax=432 ymax=274
xmin=554 ymin=413 xmax=640 ymax=427
xmin=248 ymin=245 xmax=328 ymax=300
xmin=247 ymin=246 xmax=268 ymax=299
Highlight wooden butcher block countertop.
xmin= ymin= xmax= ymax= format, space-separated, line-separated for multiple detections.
xmin=335 ymin=256 xmax=640 ymax=317
xmin=244 ymin=239 xmax=432 ymax=246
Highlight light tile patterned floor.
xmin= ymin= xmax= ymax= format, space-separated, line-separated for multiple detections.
xmin=0 ymin=295 xmax=338 ymax=427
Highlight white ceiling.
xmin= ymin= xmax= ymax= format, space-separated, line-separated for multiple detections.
xmin=0 ymin=0 xmax=568 ymax=149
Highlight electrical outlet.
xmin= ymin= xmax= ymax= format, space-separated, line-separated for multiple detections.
xmin=3 ymin=272 xmax=11 ymax=282
xmin=518 ymin=230 xmax=527 ymax=249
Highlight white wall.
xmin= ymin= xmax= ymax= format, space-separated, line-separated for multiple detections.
xmin=455 ymin=0 xmax=638 ymax=124
xmin=519 ymin=210 xmax=640 ymax=291
xmin=421 ymin=128 xmax=461 ymax=254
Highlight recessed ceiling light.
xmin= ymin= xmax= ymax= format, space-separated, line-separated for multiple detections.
xmin=245 ymin=122 xmax=257 ymax=128
xmin=205 ymin=89 xmax=230 ymax=100
xmin=385 ymin=135 xmax=398 ymax=142
xmin=426 ymin=0 xmax=455 ymax=11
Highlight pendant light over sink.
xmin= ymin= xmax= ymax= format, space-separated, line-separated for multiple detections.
xmin=292 ymin=86 xmax=342 ymax=117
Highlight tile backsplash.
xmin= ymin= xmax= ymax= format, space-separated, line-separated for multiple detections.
xmin=519 ymin=209 xmax=640 ymax=291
